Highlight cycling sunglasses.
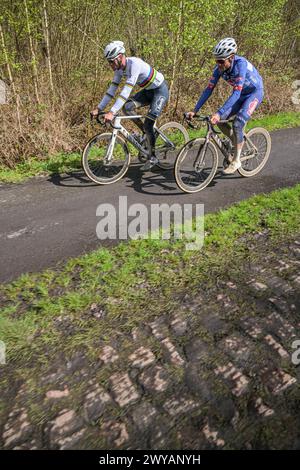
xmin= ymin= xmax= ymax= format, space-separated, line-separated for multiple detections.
xmin=107 ymin=54 xmax=122 ymax=63
xmin=215 ymin=56 xmax=232 ymax=64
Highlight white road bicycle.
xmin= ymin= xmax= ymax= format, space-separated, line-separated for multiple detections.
xmin=82 ymin=113 xmax=189 ymax=185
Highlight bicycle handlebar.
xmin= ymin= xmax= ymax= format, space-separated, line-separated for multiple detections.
xmin=183 ymin=113 xmax=222 ymax=134
xmin=92 ymin=111 xmax=146 ymax=128
xmin=95 ymin=111 xmax=105 ymax=124
xmin=91 ymin=112 xmax=115 ymax=128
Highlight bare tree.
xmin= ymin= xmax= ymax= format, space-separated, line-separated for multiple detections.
xmin=42 ymin=0 xmax=54 ymax=93
xmin=24 ymin=0 xmax=40 ymax=103
xmin=0 ymin=22 xmax=22 ymax=132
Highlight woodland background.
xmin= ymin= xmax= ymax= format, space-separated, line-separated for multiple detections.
xmin=0 ymin=0 xmax=299 ymax=166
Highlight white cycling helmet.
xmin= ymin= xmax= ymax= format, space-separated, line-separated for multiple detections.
xmin=104 ymin=41 xmax=125 ymax=60
xmin=213 ymin=38 xmax=237 ymax=59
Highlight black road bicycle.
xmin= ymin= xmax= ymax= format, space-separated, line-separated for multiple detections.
xmin=174 ymin=114 xmax=272 ymax=193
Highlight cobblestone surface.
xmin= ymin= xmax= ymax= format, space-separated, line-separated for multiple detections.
xmin=1 ymin=235 xmax=300 ymax=449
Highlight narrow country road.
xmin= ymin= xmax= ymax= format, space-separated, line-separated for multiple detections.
xmin=0 ymin=127 xmax=299 ymax=283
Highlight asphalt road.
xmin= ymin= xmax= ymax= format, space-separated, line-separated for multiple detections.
xmin=0 ymin=127 xmax=299 ymax=283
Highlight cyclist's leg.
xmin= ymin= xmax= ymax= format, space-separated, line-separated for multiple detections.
xmin=219 ymin=99 xmax=244 ymax=167
xmin=217 ymin=122 xmax=234 ymax=142
xmin=144 ymin=115 xmax=156 ymax=154
xmin=123 ymin=90 xmax=152 ymax=132
xmin=218 ymin=99 xmax=243 ymax=142
xmin=224 ymin=89 xmax=263 ymax=173
xmin=145 ymin=81 xmax=169 ymax=158
xmin=233 ymin=90 xmax=264 ymax=156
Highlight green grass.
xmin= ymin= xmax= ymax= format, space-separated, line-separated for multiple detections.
xmin=0 ymin=152 xmax=82 ymax=184
xmin=187 ymin=110 xmax=300 ymax=139
xmin=247 ymin=111 xmax=300 ymax=131
xmin=0 ymin=184 xmax=299 ymax=365
xmin=0 ymin=111 xmax=299 ymax=184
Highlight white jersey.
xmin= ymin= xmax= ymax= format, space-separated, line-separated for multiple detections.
xmin=98 ymin=57 xmax=164 ymax=114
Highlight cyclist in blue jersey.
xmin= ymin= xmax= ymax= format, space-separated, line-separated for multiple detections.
xmin=186 ymin=38 xmax=264 ymax=174
xmin=91 ymin=41 xmax=169 ymax=171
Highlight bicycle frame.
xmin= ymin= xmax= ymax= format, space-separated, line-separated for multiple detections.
xmin=191 ymin=119 xmax=228 ymax=170
xmin=189 ymin=116 xmax=259 ymax=169
xmin=211 ymin=119 xmax=259 ymax=158
xmin=105 ymin=115 xmax=176 ymax=163
xmin=239 ymin=135 xmax=259 ymax=161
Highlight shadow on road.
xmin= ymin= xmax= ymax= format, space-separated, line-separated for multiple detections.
xmin=47 ymin=161 xmax=242 ymax=193
xmin=48 ymin=171 xmax=99 ymax=188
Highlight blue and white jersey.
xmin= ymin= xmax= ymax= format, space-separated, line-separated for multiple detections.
xmin=194 ymin=55 xmax=263 ymax=116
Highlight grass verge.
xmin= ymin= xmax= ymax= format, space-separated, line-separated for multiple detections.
xmin=0 ymin=184 xmax=299 ymax=366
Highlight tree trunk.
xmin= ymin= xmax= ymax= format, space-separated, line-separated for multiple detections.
xmin=24 ymin=0 xmax=40 ymax=103
xmin=79 ymin=5 xmax=89 ymax=64
xmin=42 ymin=0 xmax=54 ymax=93
xmin=0 ymin=23 xmax=22 ymax=132
xmin=169 ymin=0 xmax=184 ymax=104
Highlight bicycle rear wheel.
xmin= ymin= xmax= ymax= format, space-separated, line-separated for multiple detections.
xmin=238 ymin=127 xmax=271 ymax=177
xmin=82 ymin=132 xmax=130 ymax=185
xmin=155 ymin=121 xmax=189 ymax=170
xmin=174 ymin=138 xmax=218 ymax=193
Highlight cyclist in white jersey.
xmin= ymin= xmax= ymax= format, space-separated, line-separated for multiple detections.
xmin=91 ymin=41 xmax=169 ymax=170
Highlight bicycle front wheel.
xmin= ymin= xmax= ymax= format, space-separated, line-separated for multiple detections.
xmin=174 ymin=138 xmax=219 ymax=193
xmin=82 ymin=132 xmax=130 ymax=185
xmin=155 ymin=121 xmax=189 ymax=170
xmin=238 ymin=127 xmax=271 ymax=177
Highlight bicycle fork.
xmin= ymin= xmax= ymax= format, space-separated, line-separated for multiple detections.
xmin=194 ymin=135 xmax=211 ymax=172
xmin=105 ymin=128 xmax=119 ymax=164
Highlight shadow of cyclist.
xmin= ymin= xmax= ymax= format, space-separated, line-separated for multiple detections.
xmin=48 ymin=170 xmax=100 ymax=188
xmin=123 ymin=162 xmax=184 ymax=196
xmin=47 ymin=158 xmax=236 ymax=192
